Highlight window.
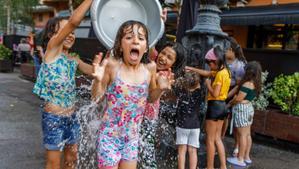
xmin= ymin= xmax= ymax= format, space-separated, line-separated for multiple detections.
xmin=247 ymin=24 xmax=299 ymax=50
xmin=285 ymin=25 xmax=299 ymax=50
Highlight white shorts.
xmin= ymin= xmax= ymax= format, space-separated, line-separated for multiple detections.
xmin=176 ymin=127 xmax=200 ymax=148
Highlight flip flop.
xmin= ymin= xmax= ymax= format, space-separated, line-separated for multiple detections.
xmin=245 ymin=159 xmax=252 ymax=164
xmin=227 ymin=157 xmax=246 ymax=167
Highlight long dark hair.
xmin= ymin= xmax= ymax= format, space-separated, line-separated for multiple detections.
xmin=213 ymin=46 xmax=229 ymax=71
xmin=112 ymin=20 xmax=150 ymax=64
xmin=42 ymin=16 xmax=69 ymax=49
xmin=238 ymin=61 xmax=262 ymax=96
xmin=158 ymin=41 xmax=186 ymax=78
xmin=227 ymin=36 xmax=247 ymax=63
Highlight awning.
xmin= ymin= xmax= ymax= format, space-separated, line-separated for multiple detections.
xmin=220 ymin=3 xmax=299 ymax=25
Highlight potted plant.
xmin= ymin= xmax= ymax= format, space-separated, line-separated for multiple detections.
xmin=20 ymin=60 xmax=36 ymax=80
xmin=0 ymin=44 xmax=13 ymax=72
xmin=270 ymin=72 xmax=299 ymax=116
xmin=252 ymin=72 xmax=299 ymax=144
xmin=267 ymin=72 xmax=299 ymax=143
xmin=251 ymin=71 xmax=272 ymax=134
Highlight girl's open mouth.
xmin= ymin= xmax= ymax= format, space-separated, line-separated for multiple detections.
xmin=130 ymin=48 xmax=140 ymax=61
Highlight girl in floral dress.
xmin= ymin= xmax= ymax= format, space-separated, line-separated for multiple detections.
xmin=91 ymin=20 xmax=173 ymax=169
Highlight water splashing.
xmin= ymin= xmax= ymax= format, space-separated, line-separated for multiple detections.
xmin=75 ymin=76 xmax=105 ymax=168
xmin=73 ymin=75 xmax=207 ymax=168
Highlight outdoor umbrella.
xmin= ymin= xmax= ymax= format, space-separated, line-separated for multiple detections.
xmin=176 ymin=0 xmax=199 ymax=42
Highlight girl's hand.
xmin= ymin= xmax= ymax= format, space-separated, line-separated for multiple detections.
xmin=185 ymin=66 xmax=195 ymax=72
xmin=157 ymin=68 xmax=174 ymax=90
xmin=91 ymin=52 xmax=108 ymax=82
xmin=36 ymin=46 xmax=44 ymax=57
xmin=205 ymin=78 xmax=211 ymax=86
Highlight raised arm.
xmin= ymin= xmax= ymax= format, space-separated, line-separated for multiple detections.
xmin=91 ymin=53 xmax=110 ymax=100
xmin=148 ymin=63 xmax=174 ymax=103
xmin=76 ymin=58 xmax=93 ymax=75
xmin=47 ymin=0 xmax=93 ymax=51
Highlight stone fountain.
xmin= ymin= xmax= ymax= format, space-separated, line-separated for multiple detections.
xmin=181 ymin=0 xmax=230 ymax=167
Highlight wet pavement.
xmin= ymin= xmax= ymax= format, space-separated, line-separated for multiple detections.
xmin=1 ymin=69 xmax=299 ymax=169
xmin=0 ymin=69 xmax=44 ymax=169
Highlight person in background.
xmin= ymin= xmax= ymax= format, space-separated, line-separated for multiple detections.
xmin=12 ymin=43 xmax=20 ymax=65
xmin=33 ymin=45 xmax=44 ymax=77
xmin=139 ymin=41 xmax=186 ymax=169
xmin=186 ymin=46 xmax=231 ymax=169
xmin=174 ymin=72 xmax=201 ymax=169
xmin=227 ymin=61 xmax=262 ymax=167
xmin=222 ymin=37 xmax=247 ymax=157
xmin=17 ymin=38 xmax=31 ymax=63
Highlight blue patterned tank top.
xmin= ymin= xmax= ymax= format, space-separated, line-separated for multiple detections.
xmin=33 ymin=53 xmax=78 ymax=108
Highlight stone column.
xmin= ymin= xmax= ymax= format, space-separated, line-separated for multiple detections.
xmin=181 ymin=0 xmax=230 ymax=168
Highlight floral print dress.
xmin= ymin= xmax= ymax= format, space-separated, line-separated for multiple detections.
xmin=97 ymin=65 xmax=149 ymax=168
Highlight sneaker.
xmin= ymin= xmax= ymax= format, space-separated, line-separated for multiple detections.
xmin=227 ymin=157 xmax=246 ymax=167
xmin=245 ymin=159 xmax=252 ymax=164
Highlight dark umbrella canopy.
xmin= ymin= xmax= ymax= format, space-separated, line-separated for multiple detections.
xmin=176 ymin=0 xmax=199 ymax=43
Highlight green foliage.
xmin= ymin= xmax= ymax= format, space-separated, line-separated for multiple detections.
xmin=0 ymin=44 xmax=12 ymax=60
xmin=252 ymin=71 xmax=272 ymax=110
xmin=0 ymin=0 xmax=39 ymax=31
xmin=270 ymin=72 xmax=299 ymax=116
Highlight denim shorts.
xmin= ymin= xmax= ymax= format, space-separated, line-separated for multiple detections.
xmin=42 ymin=111 xmax=80 ymax=151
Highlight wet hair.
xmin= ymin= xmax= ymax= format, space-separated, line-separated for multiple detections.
xmin=112 ymin=20 xmax=150 ymax=64
xmin=238 ymin=61 xmax=262 ymax=96
xmin=227 ymin=37 xmax=247 ymax=63
xmin=158 ymin=41 xmax=186 ymax=78
xmin=42 ymin=16 xmax=69 ymax=49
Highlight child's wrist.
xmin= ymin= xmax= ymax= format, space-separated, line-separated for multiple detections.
xmin=92 ymin=78 xmax=102 ymax=85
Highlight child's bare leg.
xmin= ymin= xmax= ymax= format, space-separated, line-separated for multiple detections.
xmin=206 ymin=120 xmax=216 ymax=169
xmin=46 ymin=150 xmax=61 ymax=169
xmin=215 ymin=120 xmax=226 ymax=169
xmin=63 ymin=144 xmax=78 ymax=169
xmin=178 ymin=145 xmax=187 ymax=169
xmin=119 ymin=160 xmax=137 ymax=169
xmin=234 ymin=128 xmax=239 ymax=150
xmin=237 ymin=126 xmax=250 ymax=162
xmin=221 ymin=117 xmax=229 ymax=139
xmin=244 ymin=126 xmax=252 ymax=161
xmin=187 ymin=146 xmax=198 ymax=169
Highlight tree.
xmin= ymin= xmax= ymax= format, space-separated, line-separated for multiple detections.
xmin=0 ymin=0 xmax=39 ymax=34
